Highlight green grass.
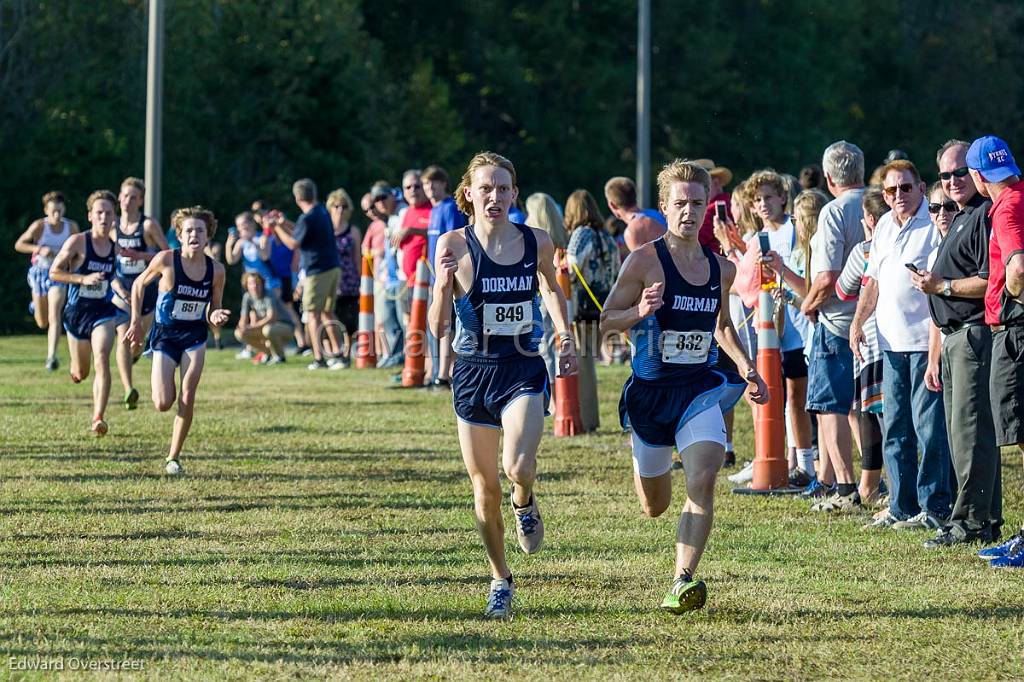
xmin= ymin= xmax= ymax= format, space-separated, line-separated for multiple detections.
xmin=1 ymin=334 xmax=1022 ymax=680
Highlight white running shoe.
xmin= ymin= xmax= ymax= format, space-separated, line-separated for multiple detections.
xmin=327 ymin=357 xmax=350 ymax=370
xmin=727 ymin=460 xmax=754 ymax=484
xmin=485 ymin=578 xmax=514 ymax=619
xmin=165 ymin=459 xmax=183 ymax=475
xmin=234 ymin=348 xmax=253 ymax=360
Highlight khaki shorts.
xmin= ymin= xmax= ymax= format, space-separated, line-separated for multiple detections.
xmin=302 ymin=267 xmax=340 ymax=313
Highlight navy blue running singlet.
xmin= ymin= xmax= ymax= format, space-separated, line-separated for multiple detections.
xmin=453 ymin=223 xmax=543 ymax=361
xmin=67 ymin=233 xmax=115 ymax=309
xmin=155 ymin=251 xmax=214 ymax=333
xmin=630 ymin=239 xmax=722 ymax=382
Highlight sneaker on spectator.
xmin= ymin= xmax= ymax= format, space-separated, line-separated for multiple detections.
xmin=892 ymin=511 xmax=945 ymax=531
xmin=722 ymin=450 xmax=736 ymax=468
xmin=861 ymin=508 xmax=897 ymax=530
xmin=989 ymin=539 xmax=1024 ymax=568
xmin=788 ymin=467 xmax=814 ymax=488
xmin=327 ymin=357 xmax=350 ymax=370
xmin=266 ymin=355 xmax=286 ymax=366
xmin=800 ymin=478 xmax=831 ymax=499
xmin=924 ymin=524 xmax=993 ymax=549
xmin=298 ymin=345 xmax=314 ymax=357
xmin=978 ymin=531 xmax=1024 ymax=560
xmin=727 ymin=461 xmax=754 ymax=484
xmin=811 ymin=491 xmax=861 ymax=512
xmin=307 ymin=359 xmax=328 ymax=370
xmin=235 ymin=348 xmax=253 ymax=360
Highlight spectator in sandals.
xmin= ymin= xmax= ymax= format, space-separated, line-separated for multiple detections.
xmin=799 ymin=141 xmax=868 ymax=509
xmin=836 ymin=187 xmax=888 ymax=507
xmin=565 ymin=189 xmax=620 ymax=432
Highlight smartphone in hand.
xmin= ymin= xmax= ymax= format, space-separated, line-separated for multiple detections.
xmin=715 ymin=202 xmax=728 ymax=222
xmin=904 ymin=262 xmax=921 ymax=274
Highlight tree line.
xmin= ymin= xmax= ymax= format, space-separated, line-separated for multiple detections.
xmin=2 ymin=0 xmax=1022 ymax=331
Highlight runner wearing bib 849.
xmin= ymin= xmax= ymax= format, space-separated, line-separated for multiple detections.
xmin=126 ymin=206 xmax=229 ymax=476
xmin=428 ymin=152 xmax=578 ymax=620
xmin=601 ymin=159 xmax=769 ymax=615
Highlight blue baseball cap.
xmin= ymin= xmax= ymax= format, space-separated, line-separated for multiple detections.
xmin=966 ymin=135 xmax=1021 ymax=183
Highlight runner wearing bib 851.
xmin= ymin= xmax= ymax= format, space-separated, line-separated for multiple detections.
xmin=601 ymin=159 xmax=768 ymax=615
xmin=428 ymin=152 xmax=578 ymax=620
xmin=126 ymin=206 xmax=229 ymax=476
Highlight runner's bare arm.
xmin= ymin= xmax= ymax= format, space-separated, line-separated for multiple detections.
xmin=143 ymin=217 xmax=170 ymax=254
xmin=47 ymin=234 xmax=87 ymax=284
xmin=14 ymin=219 xmax=45 ymax=256
xmin=599 ymin=245 xmax=661 ymax=335
xmin=208 ymin=262 xmax=230 ymax=327
xmin=127 ymin=251 xmax=172 ymax=347
xmin=534 ymin=228 xmax=578 ymax=375
xmin=428 ymin=231 xmax=465 ymax=339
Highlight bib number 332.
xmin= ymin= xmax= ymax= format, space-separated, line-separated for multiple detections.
xmin=661 ymin=330 xmax=712 ymax=364
xmin=483 ymin=302 xmax=532 ymax=336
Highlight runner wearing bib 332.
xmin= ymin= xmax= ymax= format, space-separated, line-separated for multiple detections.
xmin=126 ymin=206 xmax=229 ymax=476
xmin=428 ymin=152 xmax=578 ymax=620
xmin=601 ymin=159 xmax=768 ymax=615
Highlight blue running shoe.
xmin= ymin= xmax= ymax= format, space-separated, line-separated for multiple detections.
xmin=977 ymin=532 xmax=1023 ymax=560
xmin=800 ymin=478 xmax=828 ymax=499
xmin=989 ymin=536 xmax=1024 ymax=568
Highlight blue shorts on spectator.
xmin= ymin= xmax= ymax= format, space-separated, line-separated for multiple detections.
xmin=805 ymin=324 xmax=854 ymax=414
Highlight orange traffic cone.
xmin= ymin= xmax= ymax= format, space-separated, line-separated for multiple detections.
xmin=750 ymin=279 xmax=788 ymax=491
xmin=553 ymin=250 xmax=583 ymax=437
xmin=401 ymin=257 xmax=429 ymax=387
xmin=355 ymin=254 xmax=377 ymax=368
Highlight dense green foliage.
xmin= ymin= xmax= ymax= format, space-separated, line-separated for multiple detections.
xmin=1 ymin=335 xmax=1022 ymax=678
xmin=3 ymin=0 xmax=1024 ymax=331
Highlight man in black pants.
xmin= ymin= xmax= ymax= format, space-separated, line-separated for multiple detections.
xmin=911 ymin=139 xmax=1000 ymax=547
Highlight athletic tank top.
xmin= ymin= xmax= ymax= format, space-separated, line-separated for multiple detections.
xmin=67 ymin=233 xmax=115 ymax=307
xmin=35 ymin=218 xmax=72 ymax=268
xmin=629 ymin=239 xmax=721 ymax=382
xmin=453 ymin=223 xmax=543 ymax=361
xmin=155 ymin=250 xmax=214 ymax=331
xmin=115 ymin=214 xmax=154 ymax=284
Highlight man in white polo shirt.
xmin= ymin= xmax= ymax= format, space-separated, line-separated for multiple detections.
xmin=850 ymin=159 xmax=952 ymax=530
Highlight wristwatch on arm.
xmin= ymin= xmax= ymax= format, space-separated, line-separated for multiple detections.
xmin=941 ymin=279 xmax=952 ymax=297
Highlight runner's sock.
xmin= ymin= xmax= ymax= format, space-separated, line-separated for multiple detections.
xmin=797 ymin=448 xmax=815 ymax=476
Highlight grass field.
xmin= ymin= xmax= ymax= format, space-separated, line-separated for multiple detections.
xmin=1 ymin=334 xmax=1022 ymax=680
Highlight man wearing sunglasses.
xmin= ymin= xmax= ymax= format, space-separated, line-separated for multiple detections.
xmin=967 ymin=135 xmax=1024 ymax=568
xmin=909 ymin=140 xmax=1000 ymax=548
xmin=851 ymin=159 xmax=952 ymax=532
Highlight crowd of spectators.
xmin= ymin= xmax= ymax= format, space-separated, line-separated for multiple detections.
xmin=18 ymin=136 xmax=1024 ymax=567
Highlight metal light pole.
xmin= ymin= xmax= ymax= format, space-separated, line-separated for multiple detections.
xmin=636 ymin=0 xmax=651 ymax=209
xmin=145 ymin=0 xmax=164 ymax=221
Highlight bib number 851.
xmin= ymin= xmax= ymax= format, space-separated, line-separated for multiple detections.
xmin=172 ymin=299 xmax=206 ymax=321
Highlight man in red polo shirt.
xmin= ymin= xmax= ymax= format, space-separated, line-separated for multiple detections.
xmin=967 ymin=134 xmax=1024 ymax=568
xmin=392 ymin=169 xmax=431 ymax=323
